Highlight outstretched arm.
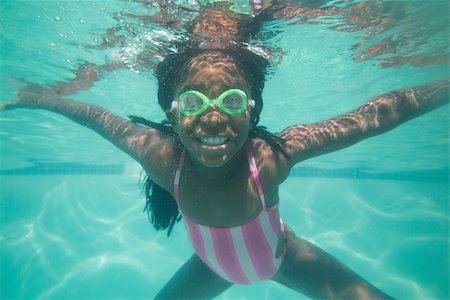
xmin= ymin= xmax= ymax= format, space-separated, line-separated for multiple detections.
xmin=1 ymin=84 xmax=174 ymax=183
xmin=281 ymin=78 xmax=449 ymax=166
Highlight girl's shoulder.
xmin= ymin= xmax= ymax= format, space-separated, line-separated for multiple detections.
xmin=139 ymin=136 xmax=181 ymax=191
xmin=249 ymin=137 xmax=291 ymax=189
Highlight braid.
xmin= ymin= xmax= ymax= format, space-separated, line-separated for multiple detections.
xmin=129 ymin=116 xmax=181 ymax=236
xmin=142 ymin=175 xmax=181 ymax=236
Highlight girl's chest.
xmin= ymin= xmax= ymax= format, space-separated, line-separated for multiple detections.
xmin=177 ymin=171 xmax=265 ymax=227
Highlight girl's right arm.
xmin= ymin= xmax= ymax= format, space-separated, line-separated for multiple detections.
xmin=1 ymin=85 xmax=176 ymax=186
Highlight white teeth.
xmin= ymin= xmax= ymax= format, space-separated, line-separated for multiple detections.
xmin=200 ymin=136 xmax=228 ymax=146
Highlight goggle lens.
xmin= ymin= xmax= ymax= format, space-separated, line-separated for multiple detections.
xmin=222 ymin=92 xmax=245 ymax=110
xmin=179 ymin=93 xmax=204 ymax=112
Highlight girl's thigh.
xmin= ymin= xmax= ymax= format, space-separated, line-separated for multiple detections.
xmin=272 ymin=225 xmax=392 ymax=299
xmin=155 ymin=253 xmax=233 ymax=299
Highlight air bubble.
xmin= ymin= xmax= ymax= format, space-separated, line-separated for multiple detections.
xmin=79 ymin=18 xmax=87 ymax=24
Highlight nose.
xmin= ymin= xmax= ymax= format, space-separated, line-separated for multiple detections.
xmin=200 ymin=107 xmax=226 ymax=128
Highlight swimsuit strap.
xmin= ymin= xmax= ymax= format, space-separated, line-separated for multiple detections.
xmin=246 ymin=142 xmax=267 ymax=208
xmin=173 ymin=148 xmax=186 ymax=207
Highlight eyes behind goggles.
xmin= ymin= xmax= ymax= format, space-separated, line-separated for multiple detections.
xmin=171 ymin=89 xmax=255 ymax=117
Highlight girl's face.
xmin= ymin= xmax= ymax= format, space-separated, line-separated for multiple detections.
xmin=170 ymin=58 xmax=252 ymax=168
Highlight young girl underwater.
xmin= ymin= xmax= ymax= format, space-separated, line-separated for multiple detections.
xmin=1 ymin=2 xmax=449 ymax=299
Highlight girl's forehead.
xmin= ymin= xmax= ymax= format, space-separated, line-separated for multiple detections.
xmin=178 ymin=59 xmax=248 ymax=93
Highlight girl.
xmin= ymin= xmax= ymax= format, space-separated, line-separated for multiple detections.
xmin=1 ymin=3 xmax=448 ymax=300
xmin=2 ymin=45 xmax=448 ymax=299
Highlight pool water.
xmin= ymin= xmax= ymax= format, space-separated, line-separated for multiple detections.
xmin=1 ymin=1 xmax=449 ymax=299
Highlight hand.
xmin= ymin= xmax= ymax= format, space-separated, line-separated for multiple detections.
xmin=0 ymin=82 xmax=62 ymax=111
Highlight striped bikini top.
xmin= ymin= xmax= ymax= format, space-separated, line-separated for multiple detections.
xmin=173 ymin=143 xmax=286 ymax=284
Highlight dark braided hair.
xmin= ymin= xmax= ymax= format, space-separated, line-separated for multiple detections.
xmin=130 ymin=46 xmax=287 ymax=236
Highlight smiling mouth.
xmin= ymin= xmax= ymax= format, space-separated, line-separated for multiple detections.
xmin=198 ymin=136 xmax=230 ymax=146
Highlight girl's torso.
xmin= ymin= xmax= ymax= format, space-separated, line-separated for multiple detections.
xmin=173 ymin=142 xmax=287 ymax=284
xmin=174 ymin=140 xmax=282 ymax=227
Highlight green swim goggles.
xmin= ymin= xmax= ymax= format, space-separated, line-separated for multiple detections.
xmin=170 ymin=89 xmax=255 ymax=117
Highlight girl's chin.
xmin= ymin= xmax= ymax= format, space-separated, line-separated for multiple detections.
xmin=187 ymin=138 xmax=246 ymax=168
xmin=195 ymin=153 xmax=230 ymax=168
xmin=192 ymin=148 xmax=235 ymax=168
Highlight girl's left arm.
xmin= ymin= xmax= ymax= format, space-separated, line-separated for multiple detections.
xmin=280 ymin=78 xmax=449 ymax=167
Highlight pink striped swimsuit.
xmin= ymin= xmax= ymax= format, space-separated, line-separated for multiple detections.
xmin=173 ymin=143 xmax=286 ymax=284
